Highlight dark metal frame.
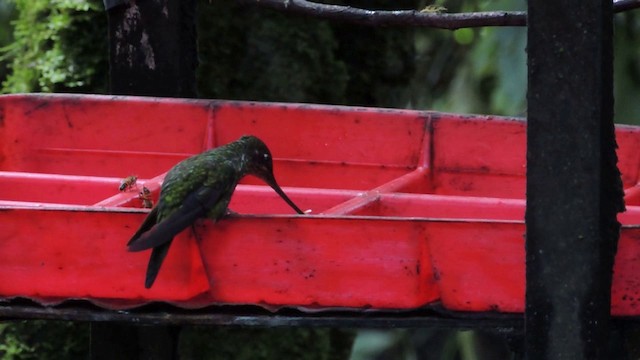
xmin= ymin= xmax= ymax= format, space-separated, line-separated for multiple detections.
xmin=0 ymin=301 xmax=523 ymax=330
xmin=526 ymin=0 xmax=623 ymax=358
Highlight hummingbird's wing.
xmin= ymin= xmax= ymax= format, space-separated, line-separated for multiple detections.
xmin=127 ymin=185 xmax=223 ymax=252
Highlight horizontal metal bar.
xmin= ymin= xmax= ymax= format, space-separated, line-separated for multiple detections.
xmin=0 ymin=302 xmax=523 ymax=332
xmin=2 ymin=302 xmax=638 ymax=335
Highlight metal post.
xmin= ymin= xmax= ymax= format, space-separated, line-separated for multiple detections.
xmin=91 ymin=1 xmax=198 ymax=358
xmin=525 ymin=0 xmax=624 ymax=358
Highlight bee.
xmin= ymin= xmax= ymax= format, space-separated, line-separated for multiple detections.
xmin=119 ymin=175 xmax=138 ymax=192
xmin=138 ymin=186 xmax=154 ymax=208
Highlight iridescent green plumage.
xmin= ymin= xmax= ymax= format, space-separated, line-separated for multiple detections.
xmin=127 ymin=135 xmax=304 ymax=288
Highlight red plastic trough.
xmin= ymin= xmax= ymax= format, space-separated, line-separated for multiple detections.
xmin=0 ymin=94 xmax=639 ymax=314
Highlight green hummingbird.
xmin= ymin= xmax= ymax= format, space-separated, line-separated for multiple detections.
xmin=127 ymin=135 xmax=304 ymax=288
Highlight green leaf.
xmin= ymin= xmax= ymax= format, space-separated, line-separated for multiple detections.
xmin=453 ymin=28 xmax=474 ymax=45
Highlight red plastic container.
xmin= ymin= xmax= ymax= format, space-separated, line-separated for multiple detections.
xmin=1 ymin=93 xmax=639 ymax=314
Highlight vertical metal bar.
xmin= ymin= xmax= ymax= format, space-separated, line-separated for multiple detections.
xmin=92 ymin=1 xmax=198 ymax=358
xmin=525 ymin=0 xmax=623 ymax=358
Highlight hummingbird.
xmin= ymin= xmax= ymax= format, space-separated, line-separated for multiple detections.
xmin=127 ymin=135 xmax=304 ymax=288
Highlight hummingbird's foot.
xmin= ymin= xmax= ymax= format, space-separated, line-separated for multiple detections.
xmin=224 ymin=208 xmax=239 ymax=217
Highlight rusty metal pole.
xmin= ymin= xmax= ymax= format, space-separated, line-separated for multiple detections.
xmin=525 ymin=0 xmax=624 ymax=358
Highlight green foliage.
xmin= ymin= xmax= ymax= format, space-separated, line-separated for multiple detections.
xmin=1 ymin=0 xmax=107 ymax=93
xmin=197 ymin=0 xmax=419 ymax=107
xmin=453 ymin=28 xmax=474 ymax=45
xmin=3 ymin=0 xmax=640 ymax=123
xmin=351 ymin=329 xmax=515 ymax=360
xmin=331 ymin=0 xmax=419 ymax=107
xmin=0 ymin=321 xmax=88 ymax=359
xmin=412 ymin=0 xmax=527 ymax=116
xmin=614 ymin=12 xmax=640 ymax=124
xmin=0 ymin=2 xmax=16 ymax=85
xmin=197 ymin=2 xmax=349 ymax=104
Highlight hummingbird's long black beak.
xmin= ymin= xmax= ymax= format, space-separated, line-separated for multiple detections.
xmin=264 ymin=174 xmax=304 ymax=214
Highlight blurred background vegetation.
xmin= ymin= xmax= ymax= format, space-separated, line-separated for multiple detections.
xmin=3 ymin=0 xmax=640 ymax=123
xmin=0 ymin=0 xmax=638 ymax=358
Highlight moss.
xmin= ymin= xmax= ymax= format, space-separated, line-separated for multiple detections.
xmin=0 ymin=321 xmax=89 ymax=360
xmin=1 ymin=0 xmax=107 ymax=93
xmin=197 ymin=1 xmax=348 ymax=104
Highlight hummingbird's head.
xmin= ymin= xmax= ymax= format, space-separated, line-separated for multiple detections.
xmin=239 ymin=135 xmax=304 ymax=214
xmin=240 ymin=135 xmax=275 ymax=180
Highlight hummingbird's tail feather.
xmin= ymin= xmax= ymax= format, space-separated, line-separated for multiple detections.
xmin=145 ymin=241 xmax=171 ymax=288
xmin=127 ymin=205 xmax=159 ymax=246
